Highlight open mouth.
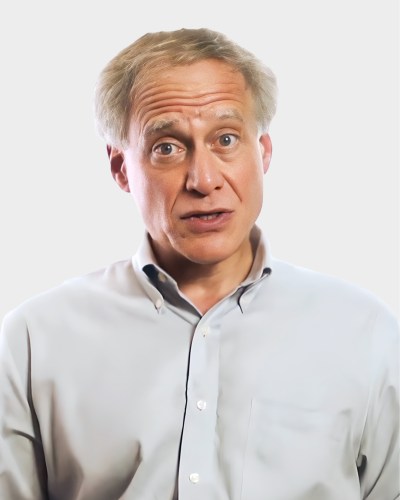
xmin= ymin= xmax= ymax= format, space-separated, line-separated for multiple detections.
xmin=180 ymin=210 xmax=233 ymax=231
xmin=182 ymin=209 xmax=232 ymax=220
xmin=186 ymin=212 xmax=224 ymax=221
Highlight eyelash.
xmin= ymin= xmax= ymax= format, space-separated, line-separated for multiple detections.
xmin=153 ymin=143 xmax=181 ymax=155
xmin=152 ymin=133 xmax=239 ymax=156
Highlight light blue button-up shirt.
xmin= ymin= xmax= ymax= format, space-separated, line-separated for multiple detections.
xmin=0 ymin=227 xmax=398 ymax=499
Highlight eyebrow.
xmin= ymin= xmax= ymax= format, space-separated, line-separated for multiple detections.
xmin=213 ymin=108 xmax=244 ymax=122
xmin=144 ymin=119 xmax=180 ymax=139
xmin=143 ymin=108 xmax=244 ymax=139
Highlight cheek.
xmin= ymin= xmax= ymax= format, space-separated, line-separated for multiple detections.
xmin=133 ymin=174 xmax=178 ymax=219
xmin=128 ymin=176 xmax=147 ymax=212
xmin=125 ymin=167 xmax=156 ymax=221
xmin=244 ymin=167 xmax=265 ymax=221
xmin=241 ymin=157 xmax=265 ymax=198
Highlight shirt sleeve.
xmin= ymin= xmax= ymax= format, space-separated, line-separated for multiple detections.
xmin=0 ymin=310 xmax=48 ymax=500
xmin=358 ymin=307 xmax=400 ymax=500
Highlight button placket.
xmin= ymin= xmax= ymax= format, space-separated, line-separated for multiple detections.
xmin=177 ymin=317 xmax=219 ymax=498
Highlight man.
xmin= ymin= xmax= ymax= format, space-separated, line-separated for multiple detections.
xmin=0 ymin=28 xmax=398 ymax=500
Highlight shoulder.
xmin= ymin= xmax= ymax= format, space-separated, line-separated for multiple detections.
xmin=265 ymin=258 xmax=398 ymax=339
xmin=1 ymin=258 xmax=145 ymax=329
xmin=271 ymin=258 xmax=394 ymax=309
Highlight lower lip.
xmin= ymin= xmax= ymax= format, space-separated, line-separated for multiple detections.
xmin=181 ymin=212 xmax=234 ymax=233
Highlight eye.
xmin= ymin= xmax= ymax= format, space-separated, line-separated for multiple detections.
xmin=153 ymin=142 xmax=180 ymax=155
xmin=218 ymin=134 xmax=238 ymax=147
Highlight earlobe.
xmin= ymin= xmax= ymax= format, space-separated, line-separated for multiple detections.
xmin=107 ymin=145 xmax=130 ymax=192
xmin=259 ymin=134 xmax=272 ymax=174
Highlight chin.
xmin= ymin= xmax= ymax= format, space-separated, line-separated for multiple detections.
xmin=177 ymin=239 xmax=241 ymax=266
xmin=185 ymin=252 xmax=229 ymax=266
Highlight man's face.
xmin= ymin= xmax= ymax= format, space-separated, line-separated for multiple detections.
xmin=111 ymin=59 xmax=272 ymax=270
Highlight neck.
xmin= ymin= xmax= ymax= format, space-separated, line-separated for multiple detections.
xmin=152 ymin=238 xmax=255 ymax=314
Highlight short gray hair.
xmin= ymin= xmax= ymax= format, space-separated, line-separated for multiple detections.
xmin=94 ymin=28 xmax=278 ymax=148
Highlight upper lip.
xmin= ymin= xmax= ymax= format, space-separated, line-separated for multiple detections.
xmin=180 ymin=208 xmax=233 ymax=219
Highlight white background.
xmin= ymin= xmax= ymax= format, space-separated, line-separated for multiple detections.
xmin=0 ymin=0 xmax=398 ymax=321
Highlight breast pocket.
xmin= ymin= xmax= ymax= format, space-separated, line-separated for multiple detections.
xmin=241 ymin=399 xmax=350 ymax=500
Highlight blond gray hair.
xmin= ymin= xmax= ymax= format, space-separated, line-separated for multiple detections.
xmin=94 ymin=28 xmax=278 ymax=148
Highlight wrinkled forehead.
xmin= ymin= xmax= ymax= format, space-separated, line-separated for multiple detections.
xmin=129 ymin=59 xmax=257 ymax=129
xmin=132 ymin=58 xmax=252 ymax=103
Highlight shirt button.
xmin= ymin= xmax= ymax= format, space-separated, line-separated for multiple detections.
xmin=189 ymin=472 xmax=200 ymax=484
xmin=196 ymin=400 xmax=207 ymax=411
xmin=158 ymin=272 xmax=167 ymax=283
xmin=202 ymin=326 xmax=210 ymax=337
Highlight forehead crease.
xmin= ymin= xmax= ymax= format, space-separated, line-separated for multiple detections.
xmin=136 ymin=93 xmax=236 ymax=131
xmin=136 ymin=78 xmax=243 ymax=100
xmin=143 ymin=106 xmax=244 ymax=138
xmin=137 ymin=91 xmax=244 ymax=117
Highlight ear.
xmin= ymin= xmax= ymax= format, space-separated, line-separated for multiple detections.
xmin=258 ymin=133 xmax=272 ymax=174
xmin=107 ymin=145 xmax=130 ymax=193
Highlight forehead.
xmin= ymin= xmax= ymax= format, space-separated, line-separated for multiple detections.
xmin=131 ymin=59 xmax=256 ymax=133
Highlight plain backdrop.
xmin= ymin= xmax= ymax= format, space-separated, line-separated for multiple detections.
xmin=0 ymin=0 xmax=398 ymax=321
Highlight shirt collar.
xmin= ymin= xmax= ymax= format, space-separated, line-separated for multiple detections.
xmin=132 ymin=225 xmax=273 ymax=310
xmin=240 ymin=225 xmax=272 ymax=285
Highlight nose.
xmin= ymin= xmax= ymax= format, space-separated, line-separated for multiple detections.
xmin=185 ymin=147 xmax=224 ymax=195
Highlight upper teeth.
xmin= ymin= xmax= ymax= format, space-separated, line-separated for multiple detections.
xmin=197 ymin=213 xmax=218 ymax=220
